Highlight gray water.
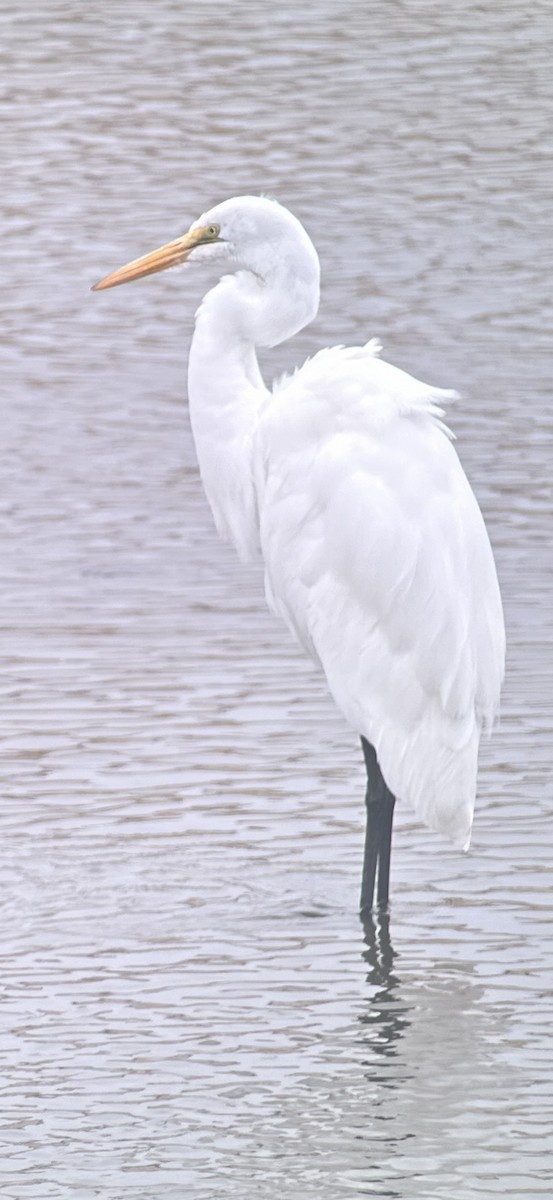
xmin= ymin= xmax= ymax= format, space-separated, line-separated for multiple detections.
xmin=2 ymin=1 xmax=553 ymax=1196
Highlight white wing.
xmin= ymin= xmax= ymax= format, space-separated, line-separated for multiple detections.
xmin=255 ymin=343 xmax=505 ymax=847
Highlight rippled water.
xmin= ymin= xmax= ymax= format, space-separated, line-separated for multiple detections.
xmin=2 ymin=2 xmax=552 ymax=1196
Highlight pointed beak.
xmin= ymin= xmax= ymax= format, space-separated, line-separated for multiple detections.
xmin=91 ymin=225 xmax=221 ymax=292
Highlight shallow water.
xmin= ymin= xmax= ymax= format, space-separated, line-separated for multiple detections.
xmin=1 ymin=2 xmax=553 ymax=1196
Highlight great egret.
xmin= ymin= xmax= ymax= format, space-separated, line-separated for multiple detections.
xmin=93 ymin=195 xmax=505 ymax=915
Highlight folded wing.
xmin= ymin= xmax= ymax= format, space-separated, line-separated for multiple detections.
xmin=256 ymin=345 xmax=505 ymax=845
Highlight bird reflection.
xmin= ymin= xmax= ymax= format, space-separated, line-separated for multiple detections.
xmin=360 ymin=908 xmax=396 ymax=983
xmin=354 ymin=914 xmax=510 ymax=1189
xmin=358 ymin=911 xmax=411 ymax=1064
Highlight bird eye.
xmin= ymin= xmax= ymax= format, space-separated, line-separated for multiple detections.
xmin=207 ymin=224 xmax=220 ymax=238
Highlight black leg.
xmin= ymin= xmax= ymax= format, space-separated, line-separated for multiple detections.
xmin=359 ymin=737 xmax=396 ymax=917
xmin=375 ymin=786 xmax=395 ymax=909
xmin=360 ymin=774 xmax=379 ymax=915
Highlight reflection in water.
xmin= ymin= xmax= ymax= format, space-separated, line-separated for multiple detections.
xmin=353 ymin=931 xmax=520 ymax=1199
xmin=359 ymin=912 xmax=409 ymax=1068
xmin=361 ymin=909 xmax=397 ymax=986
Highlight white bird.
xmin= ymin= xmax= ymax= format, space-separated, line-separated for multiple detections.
xmin=93 ymin=195 xmax=505 ymax=915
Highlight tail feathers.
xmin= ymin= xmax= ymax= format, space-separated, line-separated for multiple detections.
xmin=374 ymin=713 xmax=480 ymax=849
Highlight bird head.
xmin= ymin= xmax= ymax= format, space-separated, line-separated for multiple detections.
xmin=92 ymin=195 xmax=320 ymax=346
xmin=93 ymin=195 xmax=319 ymax=301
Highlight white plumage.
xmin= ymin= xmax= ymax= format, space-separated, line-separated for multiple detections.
xmin=257 ymin=345 xmax=503 ymax=849
xmin=93 ymin=194 xmax=505 ymax=906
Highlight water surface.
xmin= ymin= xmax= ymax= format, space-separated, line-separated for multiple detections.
xmin=1 ymin=2 xmax=552 ymax=1196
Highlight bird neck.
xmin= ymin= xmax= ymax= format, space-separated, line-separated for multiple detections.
xmin=187 ymin=275 xmax=269 ymax=562
xmin=187 ymin=266 xmax=319 ymax=561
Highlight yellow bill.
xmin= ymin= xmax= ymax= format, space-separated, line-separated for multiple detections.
xmin=92 ymin=223 xmax=221 ymax=291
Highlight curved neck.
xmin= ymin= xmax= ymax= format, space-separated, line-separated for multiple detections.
xmin=187 ymin=277 xmax=268 ymax=562
xmin=186 ymin=265 xmax=319 ymax=561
